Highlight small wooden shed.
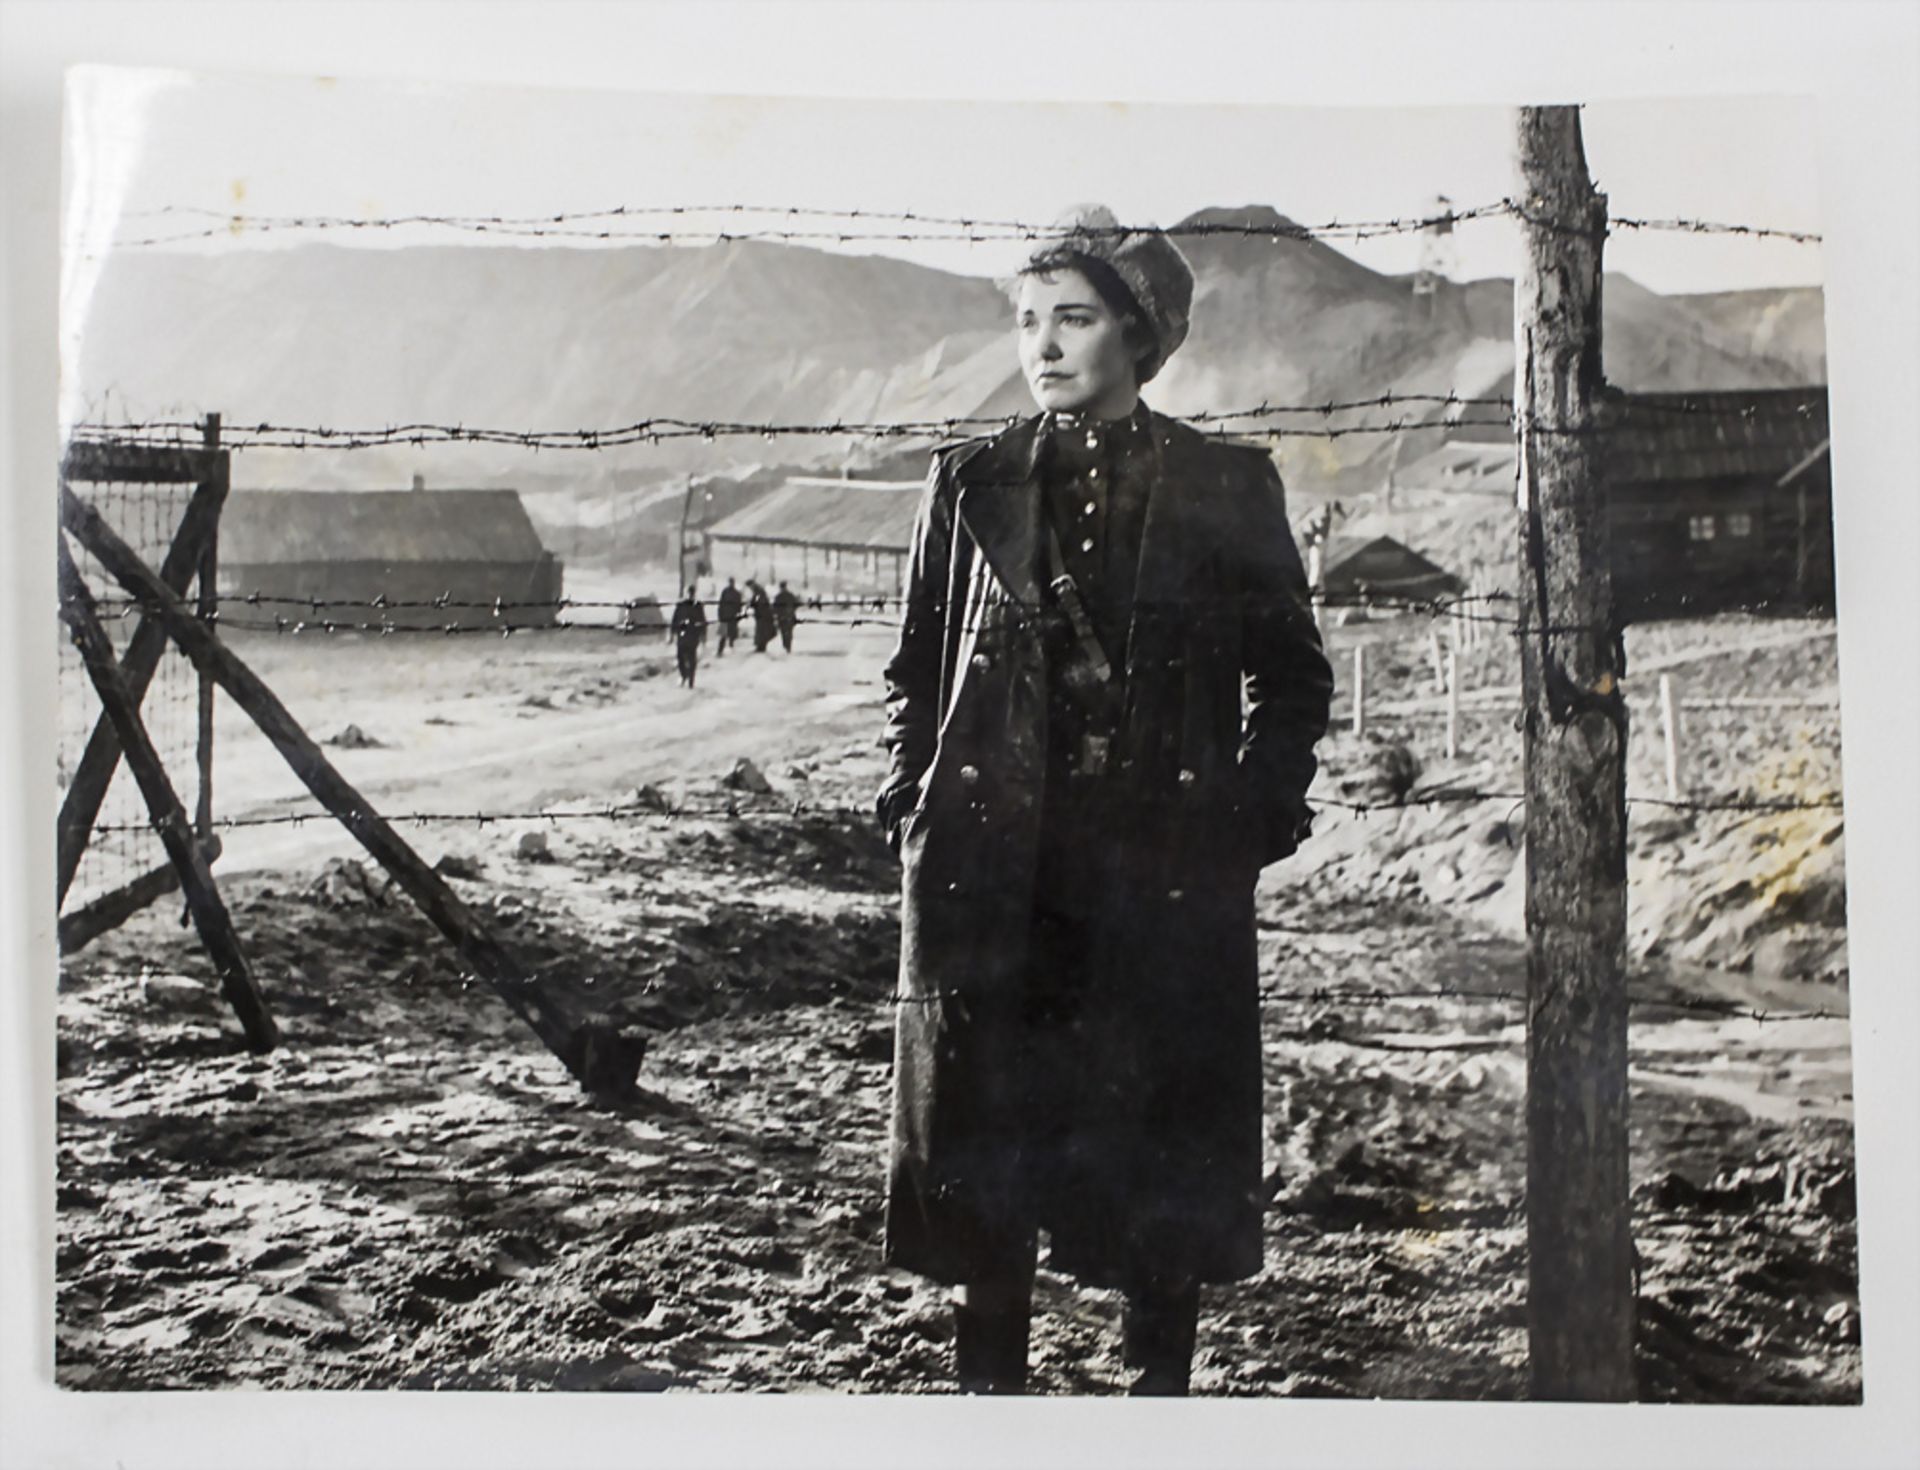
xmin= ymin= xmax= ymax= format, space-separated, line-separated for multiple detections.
xmin=1319 ymin=534 xmax=1464 ymax=605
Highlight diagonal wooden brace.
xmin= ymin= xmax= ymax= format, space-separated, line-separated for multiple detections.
xmin=57 ymin=469 xmax=229 ymax=908
xmin=60 ymin=484 xmax=648 ymax=1101
xmin=57 ymin=834 xmax=223 ymax=956
xmin=57 ymin=541 xmax=278 ymax=1053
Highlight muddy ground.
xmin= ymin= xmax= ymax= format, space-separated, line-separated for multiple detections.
xmin=53 ymin=612 xmax=1860 ymax=1399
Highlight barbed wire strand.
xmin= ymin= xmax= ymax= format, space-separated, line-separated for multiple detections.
xmin=63 ymin=387 xmax=1829 ymax=455
xmin=69 ymin=392 xmax=1515 ymax=438
xmin=64 ymin=396 xmax=1826 ymax=453
xmin=61 ymin=608 xmax=1817 ymax=643
xmin=98 ymin=200 xmax=1525 ymax=251
xmin=64 ymin=960 xmax=1842 ymax=1024
xmin=95 ymin=198 xmax=1822 ymax=251
xmin=71 ymin=416 xmax=1531 ymax=452
xmin=68 ymin=592 xmax=1545 ymax=640
xmin=81 ymin=783 xmax=1844 ymax=844
xmin=68 ymin=583 xmax=1839 ymax=642
xmin=72 ymin=585 xmax=1523 ymax=615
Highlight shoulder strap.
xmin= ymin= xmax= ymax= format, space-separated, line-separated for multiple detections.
xmin=1043 ymin=518 xmax=1115 ymax=689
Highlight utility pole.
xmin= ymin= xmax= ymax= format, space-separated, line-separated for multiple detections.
xmin=1514 ymin=104 xmax=1635 ymax=1402
xmin=678 ymin=474 xmax=697 ymax=593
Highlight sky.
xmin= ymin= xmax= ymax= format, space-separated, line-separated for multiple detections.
xmin=63 ymin=68 xmax=1825 ymax=304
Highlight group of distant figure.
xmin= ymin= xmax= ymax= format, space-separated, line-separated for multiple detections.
xmin=669 ymin=575 xmax=802 ymax=688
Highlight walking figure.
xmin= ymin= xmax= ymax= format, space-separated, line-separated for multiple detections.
xmin=875 ymin=204 xmax=1333 ymax=1396
xmin=670 ymin=585 xmax=707 ymax=688
xmin=747 ymin=579 xmax=776 ymax=654
xmin=716 ymin=577 xmax=743 ymax=656
xmin=772 ymin=580 xmax=801 ymax=653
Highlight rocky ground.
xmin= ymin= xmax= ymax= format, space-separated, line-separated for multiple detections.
xmin=53 ymin=610 xmax=1859 ymax=1398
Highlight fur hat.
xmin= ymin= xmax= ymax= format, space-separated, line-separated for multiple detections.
xmin=1013 ymin=204 xmax=1195 ymax=384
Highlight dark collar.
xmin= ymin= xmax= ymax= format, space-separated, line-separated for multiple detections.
xmin=954 ymin=401 xmax=1169 ymax=491
xmin=1037 ymin=401 xmax=1152 ymax=480
xmin=1040 ymin=400 xmax=1153 ymax=441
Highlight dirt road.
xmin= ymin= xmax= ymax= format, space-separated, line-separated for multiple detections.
xmin=54 ymin=619 xmax=1861 ymax=1398
xmin=188 ymin=626 xmax=885 ymax=876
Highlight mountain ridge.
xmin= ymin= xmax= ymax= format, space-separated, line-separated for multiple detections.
xmin=72 ymin=223 xmax=1825 ymax=533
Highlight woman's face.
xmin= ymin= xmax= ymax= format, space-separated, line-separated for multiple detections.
xmin=1015 ymin=268 xmax=1141 ymax=419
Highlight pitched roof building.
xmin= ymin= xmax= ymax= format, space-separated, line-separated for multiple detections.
xmin=701 ymin=475 xmax=922 ymax=597
xmin=1377 ymin=385 xmax=1834 ymax=619
xmin=1318 ymin=533 xmax=1463 ymax=605
xmin=217 ymin=483 xmax=562 ymax=628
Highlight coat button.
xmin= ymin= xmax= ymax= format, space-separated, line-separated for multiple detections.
xmin=960 ymin=764 xmax=981 ymax=785
xmin=970 ymin=652 xmax=991 ymax=670
xmin=1178 ymin=768 xmax=1198 ymax=786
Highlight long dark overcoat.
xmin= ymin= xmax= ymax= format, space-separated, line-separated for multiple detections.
xmin=877 ymin=409 xmax=1333 ymax=1288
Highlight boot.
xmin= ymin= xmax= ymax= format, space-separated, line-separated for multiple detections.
xmin=1122 ymin=1282 xmax=1199 ymax=1396
xmin=953 ymin=1304 xmax=1031 ymax=1394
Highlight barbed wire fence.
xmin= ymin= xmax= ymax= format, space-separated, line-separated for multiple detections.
xmin=63 ymin=479 xmax=1845 ymax=852
xmin=56 ymin=482 xmax=1848 ymax=1015
xmin=65 ymin=540 xmax=1842 ymax=846
xmin=52 ymin=174 xmax=1849 ymax=1392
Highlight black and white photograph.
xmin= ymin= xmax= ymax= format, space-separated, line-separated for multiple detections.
xmin=6 ymin=4 xmax=1918 ymax=1466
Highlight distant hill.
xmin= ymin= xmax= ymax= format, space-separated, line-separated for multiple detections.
xmin=73 ymin=241 xmax=1009 ymax=498
xmin=1410 ymin=275 xmax=1823 ymax=450
xmin=1670 ymin=286 xmax=1827 ymax=384
xmin=71 ymin=217 xmax=1825 ymax=552
xmin=1145 ymin=206 xmax=1816 ymax=502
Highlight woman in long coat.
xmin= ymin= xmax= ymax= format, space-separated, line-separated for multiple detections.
xmin=875 ymin=206 xmax=1334 ymax=1394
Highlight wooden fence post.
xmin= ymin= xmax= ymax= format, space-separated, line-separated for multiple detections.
xmin=1351 ymin=644 xmax=1366 ymax=737
xmin=1515 ymin=104 xmax=1635 ymax=1401
xmin=195 ymin=413 xmax=222 ymax=836
xmin=1446 ymin=650 xmax=1460 ymax=760
xmin=1428 ymin=625 xmax=1447 ymax=694
xmin=57 ymin=540 xmax=278 ymax=1052
xmin=1658 ymin=674 xmax=1684 ymax=801
xmin=61 ymin=485 xmax=648 ymax=1101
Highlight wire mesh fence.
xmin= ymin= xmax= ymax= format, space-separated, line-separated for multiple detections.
xmin=57 ymin=475 xmax=211 ymax=908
